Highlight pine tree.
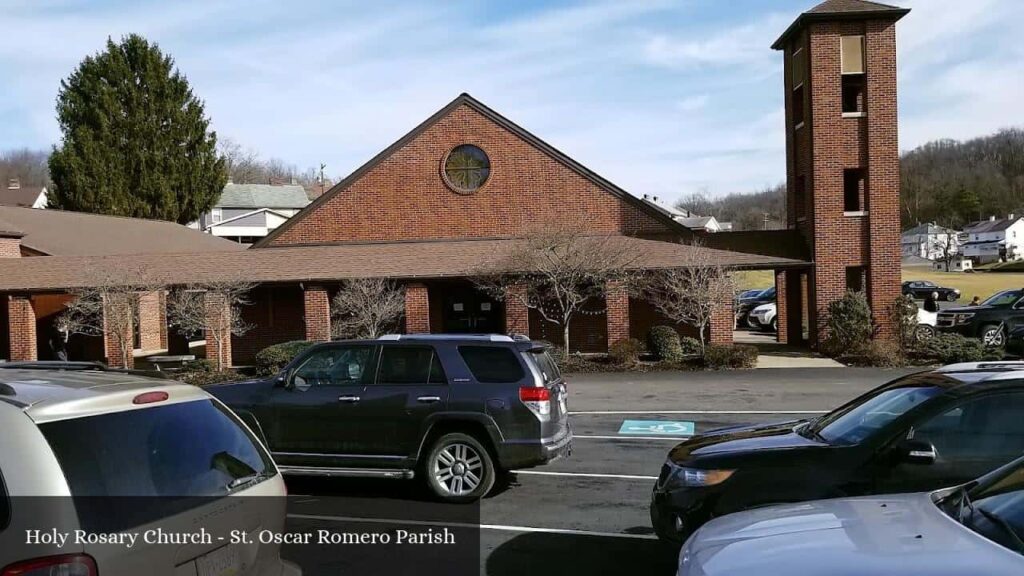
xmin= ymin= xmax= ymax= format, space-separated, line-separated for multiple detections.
xmin=48 ymin=34 xmax=225 ymax=224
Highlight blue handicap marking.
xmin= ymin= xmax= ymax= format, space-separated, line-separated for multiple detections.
xmin=618 ymin=419 xmax=695 ymax=436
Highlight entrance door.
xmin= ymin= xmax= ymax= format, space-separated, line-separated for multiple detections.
xmin=441 ymin=286 xmax=503 ymax=333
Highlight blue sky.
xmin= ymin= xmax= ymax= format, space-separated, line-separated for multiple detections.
xmin=0 ymin=0 xmax=1021 ymax=203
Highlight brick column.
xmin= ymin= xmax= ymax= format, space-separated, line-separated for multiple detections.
xmin=605 ymin=281 xmax=630 ymax=349
xmin=204 ymin=292 xmax=232 ymax=370
xmin=7 ymin=295 xmax=37 ymax=361
xmin=774 ymin=270 xmax=789 ymax=344
xmin=404 ymin=283 xmax=430 ymax=334
xmin=137 ymin=291 xmax=163 ymax=351
xmin=158 ymin=291 xmax=169 ymax=349
xmin=504 ymin=284 xmax=529 ymax=336
xmin=708 ymin=291 xmax=734 ymax=345
xmin=102 ymin=294 xmax=134 ymax=369
xmin=304 ymin=285 xmax=331 ymax=342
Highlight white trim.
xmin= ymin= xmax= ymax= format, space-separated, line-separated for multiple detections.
xmin=844 ymin=210 xmax=869 ymax=217
xmin=206 ymin=207 xmax=293 ymax=229
xmin=842 ymin=112 xmax=867 ymax=118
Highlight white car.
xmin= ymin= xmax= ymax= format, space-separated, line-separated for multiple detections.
xmin=917 ymin=307 xmax=937 ymax=339
xmin=747 ymin=303 xmax=777 ymax=332
xmin=678 ymin=454 xmax=1024 ymax=576
xmin=0 ymin=364 xmax=301 ymax=576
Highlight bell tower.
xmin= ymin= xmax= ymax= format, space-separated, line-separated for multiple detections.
xmin=773 ymin=0 xmax=909 ymax=346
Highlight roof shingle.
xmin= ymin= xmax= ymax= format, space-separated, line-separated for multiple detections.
xmin=772 ymin=0 xmax=909 ymax=50
xmin=216 ymin=183 xmax=312 ymax=209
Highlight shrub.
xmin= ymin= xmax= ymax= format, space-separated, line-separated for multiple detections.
xmin=648 ymin=326 xmax=685 ymax=362
xmin=823 ymin=291 xmax=873 ymax=357
xmin=843 ymin=340 xmax=905 ymax=368
xmin=180 ymin=358 xmax=215 ymax=373
xmin=609 ymin=338 xmax=645 ymax=366
xmin=703 ymin=344 xmax=758 ymax=369
xmin=889 ymin=295 xmax=918 ymax=353
xmin=254 ymin=340 xmax=316 ymax=375
xmin=177 ymin=369 xmax=243 ymax=386
xmin=913 ymin=333 xmax=987 ymax=364
xmin=679 ymin=336 xmax=702 ymax=356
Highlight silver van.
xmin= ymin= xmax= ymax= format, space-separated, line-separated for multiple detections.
xmin=0 ymin=366 xmax=300 ymax=576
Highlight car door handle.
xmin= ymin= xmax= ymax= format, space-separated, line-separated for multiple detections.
xmin=417 ymin=396 xmax=441 ymax=403
xmin=337 ymin=395 xmax=361 ymax=403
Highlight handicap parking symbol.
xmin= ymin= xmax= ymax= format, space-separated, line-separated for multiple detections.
xmin=618 ymin=419 xmax=695 ymax=436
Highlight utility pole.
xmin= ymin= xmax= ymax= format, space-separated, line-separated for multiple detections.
xmin=319 ymin=163 xmax=327 ymax=197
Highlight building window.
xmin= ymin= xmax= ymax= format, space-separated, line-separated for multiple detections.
xmin=792 ymin=46 xmax=806 ymax=89
xmin=844 ymin=169 xmax=866 ymax=212
xmin=841 ymin=36 xmax=865 ymax=74
xmin=792 ymin=85 xmax=806 ymax=127
xmin=846 ymin=266 xmax=866 ymax=293
xmin=211 ymin=208 xmax=223 ymax=223
xmin=841 ymin=36 xmax=866 ymax=115
xmin=443 ymin=145 xmax=490 ymax=193
xmin=842 ymin=75 xmax=866 ymax=114
xmin=795 ymin=175 xmax=807 ymax=219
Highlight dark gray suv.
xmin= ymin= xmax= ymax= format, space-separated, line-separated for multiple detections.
xmin=209 ymin=334 xmax=571 ymax=502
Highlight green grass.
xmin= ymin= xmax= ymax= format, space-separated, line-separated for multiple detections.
xmin=734 ymin=267 xmax=1024 ymax=302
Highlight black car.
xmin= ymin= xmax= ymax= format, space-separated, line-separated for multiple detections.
xmin=937 ymin=288 xmax=1024 ymax=346
xmin=734 ymin=287 xmax=775 ymax=327
xmin=209 ymin=334 xmax=571 ymax=502
xmin=902 ymin=280 xmax=961 ymax=302
xmin=650 ymin=362 xmax=1024 ymax=543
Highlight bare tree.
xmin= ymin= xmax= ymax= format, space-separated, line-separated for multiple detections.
xmin=166 ymin=280 xmax=256 ymax=367
xmin=56 ymin=269 xmax=164 ymax=367
xmin=0 ymin=148 xmax=51 ymax=187
xmin=930 ymin=224 xmax=961 ymax=272
xmin=474 ymin=220 xmax=641 ymax=352
xmin=642 ymin=241 xmax=736 ymax=356
xmin=330 ymin=278 xmax=405 ymax=339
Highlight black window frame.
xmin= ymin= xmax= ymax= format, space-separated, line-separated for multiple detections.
xmin=458 ymin=345 xmax=527 ymax=384
xmin=289 ymin=343 xmax=378 ymax=389
xmin=375 ymin=344 xmax=447 ymax=386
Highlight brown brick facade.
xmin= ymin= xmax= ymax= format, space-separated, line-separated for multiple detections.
xmin=605 ymin=281 xmax=630 ymax=346
xmin=0 ymin=237 xmax=20 ymax=258
xmin=205 ymin=292 xmax=232 ymax=370
xmin=303 ymin=286 xmax=332 ymax=342
xmin=504 ymin=284 xmax=529 ymax=335
xmin=7 ymin=295 xmax=36 ymax=361
xmin=404 ymin=283 xmax=430 ymax=334
xmin=137 ymin=291 xmax=163 ymax=351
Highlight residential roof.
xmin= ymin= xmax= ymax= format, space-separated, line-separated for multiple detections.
xmin=253 ymin=93 xmax=693 ymax=248
xmin=0 ymin=206 xmax=246 ymax=256
xmin=216 ymin=183 xmax=311 ymax=209
xmin=0 ymin=216 xmax=24 ymax=238
xmin=678 ymin=216 xmax=718 ymax=230
xmin=0 ymin=185 xmax=45 ymax=208
xmin=772 ymin=0 xmax=910 ymax=50
xmin=902 ymin=223 xmax=955 ymax=236
xmin=0 ymin=236 xmax=809 ymax=292
xmin=963 ymin=218 xmax=1022 ymax=235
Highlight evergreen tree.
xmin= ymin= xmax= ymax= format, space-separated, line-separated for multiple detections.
xmin=49 ymin=34 xmax=225 ymax=224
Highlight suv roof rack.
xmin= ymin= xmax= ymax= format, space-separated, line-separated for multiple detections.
xmin=0 ymin=361 xmax=108 ymax=371
xmin=378 ymin=334 xmax=518 ymax=342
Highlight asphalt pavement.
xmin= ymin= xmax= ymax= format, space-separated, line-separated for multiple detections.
xmin=282 ymin=366 xmax=924 ymax=575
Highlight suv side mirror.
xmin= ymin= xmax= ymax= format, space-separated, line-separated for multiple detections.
xmin=274 ymin=372 xmax=291 ymax=389
xmin=899 ymin=439 xmax=937 ymax=465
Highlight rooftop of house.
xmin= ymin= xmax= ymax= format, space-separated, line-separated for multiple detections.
xmin=216 ymin=183 xmax=311 ymax=209
xmin=772 ymin=0 xmax=910 ymax=50
xmin=0 ymin=206 xmax=246 ymax=256
xmin=0 ymin=179 xmax=46 ymax=208
xmin=963 ymin=217 xmax=1023 ymax=235
xmin=902 ymin=223 xmax=957 ymax=237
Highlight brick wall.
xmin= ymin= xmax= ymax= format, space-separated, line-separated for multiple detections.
xmin=0 ymin=237 xmax=20 ymax=258
xmin=303 ymin=286 xmax=332 ymax=341
xmin=204 ymin=292 xmax=232 ymax=370
xmin=504 ymin=284 xmax=529 ymax=335
xmin=232 ymin=286 xmax=306 ymax=364
xmin=775 ymin=270 xmax=789 ymax=344
xmin=7 ymin=295 xmax=36 ymax=361
xmin=605 ymin=281 xmax=630 ymax=346
xmin=137 ymin=291 xmax=163 ymax=351
xmin=266 ymin=103 xmax=673 ymax=246
xmin=404 ymin=283 xmax=430 ymax=333
xmin=708 ymin=292 xmax=735 ymax=346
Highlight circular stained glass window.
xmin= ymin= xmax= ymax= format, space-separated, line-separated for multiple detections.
xmin=443 ymin=145 xmax=490 ymax=193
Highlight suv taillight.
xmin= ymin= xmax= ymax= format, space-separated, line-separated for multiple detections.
xmin=520 ymin=386 xmax=550 ymax=416
xmin=3 ymin=554 xmax=97 ymax=576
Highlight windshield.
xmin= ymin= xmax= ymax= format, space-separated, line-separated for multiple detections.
xmin=814 ymin=384 xmax=941 ymax=446
xmin=983 ymin=290 xmax=1023 ymax=307
xmin=947 ymin=459 xmax=1024 ymax=555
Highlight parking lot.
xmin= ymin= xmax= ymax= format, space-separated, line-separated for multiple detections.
xmin=282 ymin=366 xmax=922 ymax=574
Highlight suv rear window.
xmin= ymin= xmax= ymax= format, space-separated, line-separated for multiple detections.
xmin=39 ymin=399 xmax=273 ymax=531
xmin=458 ymin=346 xmax=525 ymax=383
xmin=529 ymin=349 xmax=561 ymax=384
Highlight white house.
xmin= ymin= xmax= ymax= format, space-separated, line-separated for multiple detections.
xmin=0 ymin=179 xmax=47 ymax=209
xmin=961 ymin=215 xmax=1024 ymax=264
xmin=900 ymin=222 xmax=959 ymax=261
xmin=192 ymin=183 xmax=311 ymax=245
xmin=640 ymin=195 xmax=731 ymax=233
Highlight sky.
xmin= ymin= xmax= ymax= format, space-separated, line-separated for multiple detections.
xmin=0 ymin=0 xmax=1021 ymax=204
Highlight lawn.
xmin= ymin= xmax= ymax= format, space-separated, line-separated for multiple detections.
xmin=734 ymin=267 xmax=1024 ymax=301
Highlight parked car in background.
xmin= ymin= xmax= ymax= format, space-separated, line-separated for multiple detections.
xmin=917 ymin=307 xmax=937 ymax=339
xmin=937 ymin=288 xmax=1024 ymax=346
xmin=747 ymin=303 xmax=777 ymax=332
xmin=0 ymin=364 xmax=300 ymax=576
xmin=677 ymin=453 xmax=1024 ymax=576
xmin=902 ymin=280 xmax=961 ymax=302
xmin=209 ymin=334 xmax=571 ymax=503
xmin=735 ymin=287 xmax=775 ymax=328
xmin=651 ymin=362 xmax=1024 ymax=543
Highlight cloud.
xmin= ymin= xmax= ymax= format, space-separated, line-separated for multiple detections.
xmin=642 ymin=13 xmax=790 ymax=72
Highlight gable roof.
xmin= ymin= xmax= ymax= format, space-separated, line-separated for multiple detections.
xmin=253 ymin=93 xmax=690 ymax=248
xmin=772 ymin=0 xmax=910 ymax=50
xmin=205 ymin=207 xmax=293 ymax=229
xmin=0 ymin=185 xmax=45 ymax=208
xmin=216 ymin=183 xmax=311 ymax=209
xmin=902 ymin=222 xmax=955 ymax=236
xmin=964 ymin=217 xmax=1023 ymax=235
xmin=0 ymin=206 xmax=245 ymax=256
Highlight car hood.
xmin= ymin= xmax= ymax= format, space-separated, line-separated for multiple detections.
xmin=680 ymin=493 xmax=1024 ymax=576
xmin=668 ymin=421 xmax=823 ymax=464
xmin=942 ymin=305 xmax=996 ymax=314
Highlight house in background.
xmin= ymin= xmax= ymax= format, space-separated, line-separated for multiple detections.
xmin=961 ymin=215 xmax=1024 ymax=264
xmin=0 ymin=179 xmax=47 ymax=209
xmin=901 ymin=222 xmax=959 ymax=261
xmin=193 ymin=182 xmax=311 ymax=245
xmin=640 ymin=195 xmax=732 ymax=232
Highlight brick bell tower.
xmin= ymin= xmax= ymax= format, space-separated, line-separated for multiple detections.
xmin=773 ymin=0 xmax=909 ymax=347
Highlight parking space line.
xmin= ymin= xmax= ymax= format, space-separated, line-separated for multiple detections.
xmin=574 ymin=434 xmax=690 ymax=441
xmin=515 ymin=470 xmax=657 ymax=481
xmin=570 ymin=410 xmax=826 ymax=415
xmin=287 ymin=513 xmax=658 ymax=540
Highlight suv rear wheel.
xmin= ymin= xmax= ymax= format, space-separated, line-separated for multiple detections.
xmin=981 ymin=324 xmax=1006 ymax=347
xmin=423 ymin=432 xmax=495 ymax=503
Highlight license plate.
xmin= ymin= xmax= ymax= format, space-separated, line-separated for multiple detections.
xmin=196 ymin=545 xmax=240 ymax=576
